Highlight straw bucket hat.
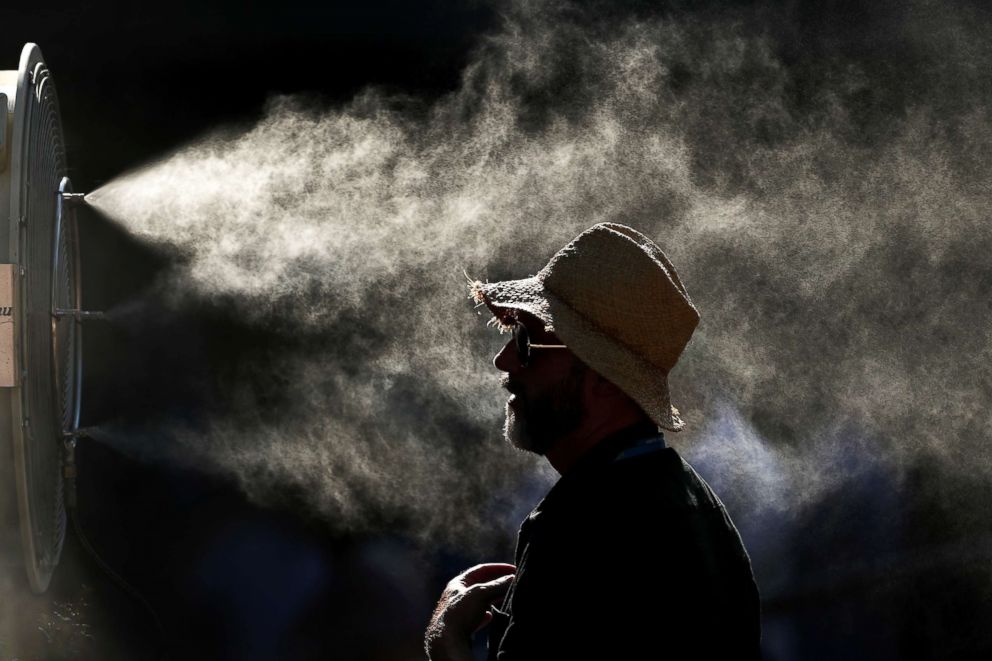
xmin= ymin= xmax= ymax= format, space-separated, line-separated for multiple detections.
xmin=471 ymin=223 xmax=699 ymax=432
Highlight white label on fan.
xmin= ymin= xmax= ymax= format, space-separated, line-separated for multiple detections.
xmin=0 ymin=263 xmax=13 ymax=387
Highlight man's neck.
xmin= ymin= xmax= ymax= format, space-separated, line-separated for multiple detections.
xmin=544 ymin=411 xmax=657 ymax=475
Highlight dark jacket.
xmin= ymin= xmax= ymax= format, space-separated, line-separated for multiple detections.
xmin=487 ymin=426 xmax=761 ymax=660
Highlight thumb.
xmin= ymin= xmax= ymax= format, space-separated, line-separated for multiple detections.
xmin=471 ymin=573 xmax=515 ymax=603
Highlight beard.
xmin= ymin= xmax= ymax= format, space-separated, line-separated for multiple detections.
xmin=503 ymin=361 xmax=587 ymax=455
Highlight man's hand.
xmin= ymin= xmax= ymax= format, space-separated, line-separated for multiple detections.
xmin=425 ymin=563 xmax=516 ymax=661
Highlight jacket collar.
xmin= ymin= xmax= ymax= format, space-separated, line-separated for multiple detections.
xmin=528 ymin=422 xmax=664 ymax=522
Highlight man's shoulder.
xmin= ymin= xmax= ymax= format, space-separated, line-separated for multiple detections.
xmin=600 ymin=446 xmax=727 ymax=512
xmin=528 ymin=445 xmax=740 ymax=547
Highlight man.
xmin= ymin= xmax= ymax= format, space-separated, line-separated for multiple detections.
xmin=425 ymin=223 xmax=761 ymax=660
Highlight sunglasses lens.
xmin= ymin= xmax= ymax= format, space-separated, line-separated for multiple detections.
xmin=513 ymin=324 xmax=530 ymax=366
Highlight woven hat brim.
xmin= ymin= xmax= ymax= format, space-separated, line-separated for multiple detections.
xmin=471 ymin=277 xmax=554 ymax=330
xmin=471 ymin=278 xmax=685 ymax=432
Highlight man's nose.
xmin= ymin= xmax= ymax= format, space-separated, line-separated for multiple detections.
xmin=493 ymin=339 xmax=520 ymax=373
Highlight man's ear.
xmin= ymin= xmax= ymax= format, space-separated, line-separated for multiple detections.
xmin=587 ymin=368 xmax=625 ymax=401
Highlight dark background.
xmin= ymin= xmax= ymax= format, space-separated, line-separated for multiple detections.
xmin=1 ymin=1 xmax=990 ymax=660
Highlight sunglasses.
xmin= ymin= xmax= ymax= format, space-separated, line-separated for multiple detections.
xmin=512 ymin=323 xmax=567 ymax=367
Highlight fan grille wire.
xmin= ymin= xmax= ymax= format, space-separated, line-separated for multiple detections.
xmin=17 ymin=59 xmax=71 ymax=586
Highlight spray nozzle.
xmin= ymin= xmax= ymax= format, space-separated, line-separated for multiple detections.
xmin=59 ymin=191 xmax=87 ymax=208
xmin=54 ymin=309 xmax=107 ymax=322
xmin=63 ymin=426 xmax=97 ymax=443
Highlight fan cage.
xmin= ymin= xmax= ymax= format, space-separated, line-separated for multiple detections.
xmin=6 ymin=43 xmax=82 ymax=593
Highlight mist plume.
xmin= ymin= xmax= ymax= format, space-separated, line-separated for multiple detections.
xmin=85 ymin=0 xmax=992 ymax=550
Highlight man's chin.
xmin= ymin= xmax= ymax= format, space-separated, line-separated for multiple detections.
xmin=503 ymin=405 xmax=525 ymax=449
xmin=504 ymin=405 xmax=547 ymax=455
